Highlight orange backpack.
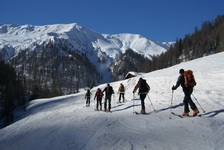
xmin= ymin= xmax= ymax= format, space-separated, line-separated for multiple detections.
xmin=184 ymin=70 xmax=196 ymax=87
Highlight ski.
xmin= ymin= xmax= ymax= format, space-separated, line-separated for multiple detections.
xmin=171 ymin=112 xmax=202 ymax=118
xmin=103 ymin=110 xmax=112 ymax=113
xmin=134 ymin=111 xmax=150 ymax=115
xmin=171 ymin=112 xmax=183 ymax=118
xmin=94 ymin=109 xmax=103 ymax=111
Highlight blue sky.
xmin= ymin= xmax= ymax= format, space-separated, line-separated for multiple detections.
xmin=0 ymin=0 xmax=223 ymax=42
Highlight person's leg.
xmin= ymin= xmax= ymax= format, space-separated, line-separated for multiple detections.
xmin=122 ymin=93 xmax=125 ymax=102
xmin=108 ymin=96 xmax=112 ymax=111
xmin=104 ymin=97 xmax=107 ymax=111
xmin=119 ymin=94 xmax=121 ymax=102
xmin=99 ymin=98 xmax=102 ymax=110
xmin=88 ymin=98 xmax=90 ymax=106
xmin=96 ymin=98 xmax=99 ymax=110
xmin=140 ymin=94 xmax=146 ymax=113
xmin=183 ymin=98 xmax=190 ymax=113
xmin=185 ymin=88 xmax=197 ymax=111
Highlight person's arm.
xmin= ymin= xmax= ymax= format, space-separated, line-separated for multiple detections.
xmin=172 ymin=75 xmax=182 ymax=90
xmin=133 ymin=81 xmax=140 ymax=93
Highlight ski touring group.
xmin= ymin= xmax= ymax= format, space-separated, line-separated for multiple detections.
xmin=84 ymin=69 xmax=201 ymax=117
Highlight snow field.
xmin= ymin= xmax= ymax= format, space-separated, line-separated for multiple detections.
xmin=0 ymin=52 xmax=224 ymax=150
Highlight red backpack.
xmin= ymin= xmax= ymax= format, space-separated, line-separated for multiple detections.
xmin=96 ymin=90 xmax=104 ymax=98
xmin=184 ymin=70 xmax=196 ymax=87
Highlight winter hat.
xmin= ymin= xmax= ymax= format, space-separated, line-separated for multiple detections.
xmin=179 ymin=69 xmax=184 ymax=74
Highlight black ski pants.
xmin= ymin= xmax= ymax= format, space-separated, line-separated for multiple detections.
xmin=96 ymin=98 xmax=102 ymax=110
xmin=104 ymin=95 xmax=112 ymax=111
xmin=140 ymin=94 xmax=147 ymax=110
xmin=119 ymin=93 xmax=125 ymax=102
xmin=183 ymin=87 xmax=197 ymax=113
xmin=86 ymin=97 xmax=90 ymax=106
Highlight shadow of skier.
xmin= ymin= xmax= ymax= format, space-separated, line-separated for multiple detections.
xmin=155 ymin=103 xmax=184 ymax=113
xmin=201 ymin=109 xmax=224 ymax=117
xmin=111 ymin=104 xmax=141 ymax=112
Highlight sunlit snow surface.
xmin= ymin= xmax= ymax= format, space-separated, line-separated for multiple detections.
xmin=0 ymin=52 xmax=224 ymax=150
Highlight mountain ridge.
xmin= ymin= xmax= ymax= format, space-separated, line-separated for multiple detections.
xmin=0 ymin=23 xmax=170 ymax=60
xmin=0 ymin=23 xmax=171 ymax=95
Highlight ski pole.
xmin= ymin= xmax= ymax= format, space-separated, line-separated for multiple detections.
xmin=133 ymin=93 xmax=135 ymax=114
xmin=94 ymin=98 xmax=96 ymax=108
xmin=192 ymin=94 xmax=205 ymax=113
xmin=147 ymin=94 xmax=156 ymax=111
xmin=113 ymin=94 xmax=115 ymax=106
xmin=169 ymin=90 xmax=174 ymax=119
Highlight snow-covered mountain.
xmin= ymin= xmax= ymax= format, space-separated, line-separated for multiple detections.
xmin=0 ymin=23 xmax=168 ymax=61
xmin=0 ymin=23 xmax=169 ymax=72
xmin=0 ymin=23 xmax=170 ymax=94
xmin=0 ymin=52 xmax=223 ymax=150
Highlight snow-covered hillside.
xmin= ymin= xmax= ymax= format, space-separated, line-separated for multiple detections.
xmin=0 ymin=52 xmax=224 ymax=150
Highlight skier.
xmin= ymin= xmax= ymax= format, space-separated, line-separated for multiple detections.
xmin=133 ymin=78 xmax=150 ymax=114
xmin=172 ymin=69 xmax=199 ymax=116
xmin=103 ymin=83 xmax=114 ymax=112
xmin=118 ymin=83 xmax=125 ymax=103
xmin=94 ymin=88 xmax=104 ymax=111
xmin=85 ymin=89 xmax=92 ymax=107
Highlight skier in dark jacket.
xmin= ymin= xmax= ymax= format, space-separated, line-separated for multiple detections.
xmin=172 ymin=69 xmax=199 ymax=116
xmin=133 ymin=78 xmax=150 ymax=114
xmin=85 ymin=89 xmax=92 ymax=107
xmin=94 ymin=88 xmax=104 ymax=111
xmin=103 ymin=84 xmax=114 ymax=112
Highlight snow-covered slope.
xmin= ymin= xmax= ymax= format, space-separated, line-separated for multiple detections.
xmin=0 ymin=52 xmax=224 ymax=150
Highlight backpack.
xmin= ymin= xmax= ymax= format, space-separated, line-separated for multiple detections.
xmin=184 ymin=70 xmax=196 ymax=87
xmin=96 ymin=90 xmax=103 ymax=98
xmin=85 ymin=90 xmax=91 ymax=98
xmin=119 ymin=85 xmax=125 ymax=92
xmin=139 ymin=79 xmax=150 ymax=93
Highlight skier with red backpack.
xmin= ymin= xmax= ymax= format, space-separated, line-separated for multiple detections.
xmin=94 ymin=88 xmax=104 ymax=111
xmin=172 ymin=69 xmax=199 ymax=116
xmin=133 ymin=78 xmax=150 ymax=114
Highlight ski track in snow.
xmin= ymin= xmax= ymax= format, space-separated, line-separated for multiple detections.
xmin=1 ymin=52 xmax=224 ymax=150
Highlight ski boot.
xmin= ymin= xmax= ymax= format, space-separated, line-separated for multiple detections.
xmin=182 ymin=112 xmax=189 ymax=116
xmin=193 ymin=109 xmax=199 ymax=117
xmin=141 ymin=109 xmax=146 ymax=114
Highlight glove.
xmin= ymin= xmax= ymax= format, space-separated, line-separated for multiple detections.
xmin=172 ymin=86 xmax=176 ymax=90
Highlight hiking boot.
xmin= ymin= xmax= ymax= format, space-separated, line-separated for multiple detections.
xmin=182 ymin=112 xmax=189 ymax=116
xmin=141 ymin=109 xmax=146 ymax=114
xmin=193 ymin=109 xmax=199 ymax=117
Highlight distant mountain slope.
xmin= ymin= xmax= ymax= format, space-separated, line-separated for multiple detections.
xmin=0 ymin=23 xmax=170 ymax=95
xmin=0 ymin=23 xmax=168 ymax=60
